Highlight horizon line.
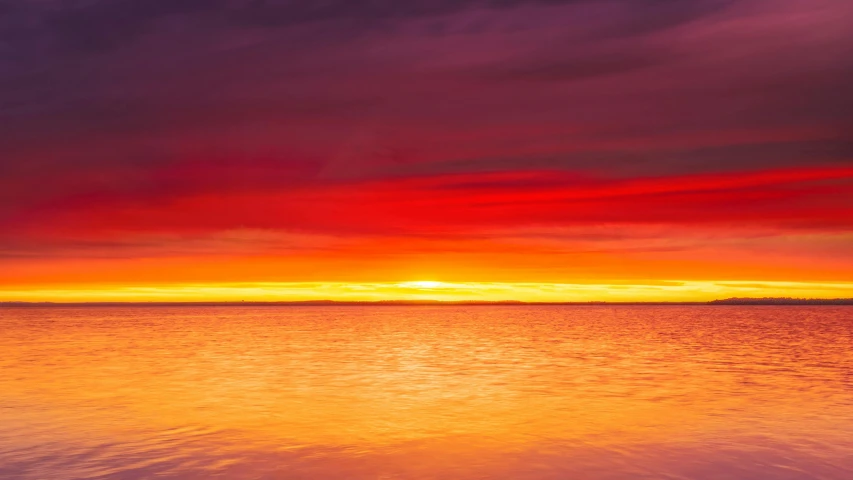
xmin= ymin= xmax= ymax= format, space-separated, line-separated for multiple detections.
xmin=3 ymin=298 xmax=853 ymax=307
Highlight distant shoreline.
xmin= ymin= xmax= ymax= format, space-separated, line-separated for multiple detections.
xmin=2 ymin=298 xmax=852 ymax=307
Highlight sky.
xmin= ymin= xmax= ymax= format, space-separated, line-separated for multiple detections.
xmin=1 ymin=0 xmax=852 ymax=302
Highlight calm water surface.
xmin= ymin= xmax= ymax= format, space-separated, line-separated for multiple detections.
xmin=1 ymin=306 xmax=852 ymax=479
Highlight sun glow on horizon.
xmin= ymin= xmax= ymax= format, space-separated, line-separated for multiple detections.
xmin=397 ymin=281 xmax=449 ymax=289
xmin=1 ymin=280 xmax=851 ymax=303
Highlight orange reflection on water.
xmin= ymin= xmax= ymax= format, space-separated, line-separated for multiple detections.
xmin=1 ymin=306 xmax=852 ymax=479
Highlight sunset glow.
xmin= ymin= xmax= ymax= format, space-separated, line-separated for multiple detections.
xmin=3 ymin=280 xmax=852 ymax=303
xmin=3 ymin=1 xmax=853 ymax=479
xmin=1 ymin=0 xmax=851 ymax=300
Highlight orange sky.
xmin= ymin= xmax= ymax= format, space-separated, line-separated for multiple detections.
xmin=3 ymin=167 xmax=853 ymax=301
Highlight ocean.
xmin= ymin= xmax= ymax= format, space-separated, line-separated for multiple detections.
xmin=1 ymin=306 xmax=851 ymax=479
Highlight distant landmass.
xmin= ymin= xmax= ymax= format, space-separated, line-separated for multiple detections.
xmin=708 ymin=297 xmax=853 ymax=305
xmin=1 ymin=298 xmax=852 ymax=307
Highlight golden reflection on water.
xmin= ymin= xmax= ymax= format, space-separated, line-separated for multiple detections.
xmin=1 ymin=306 xmax=852 ymax=479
